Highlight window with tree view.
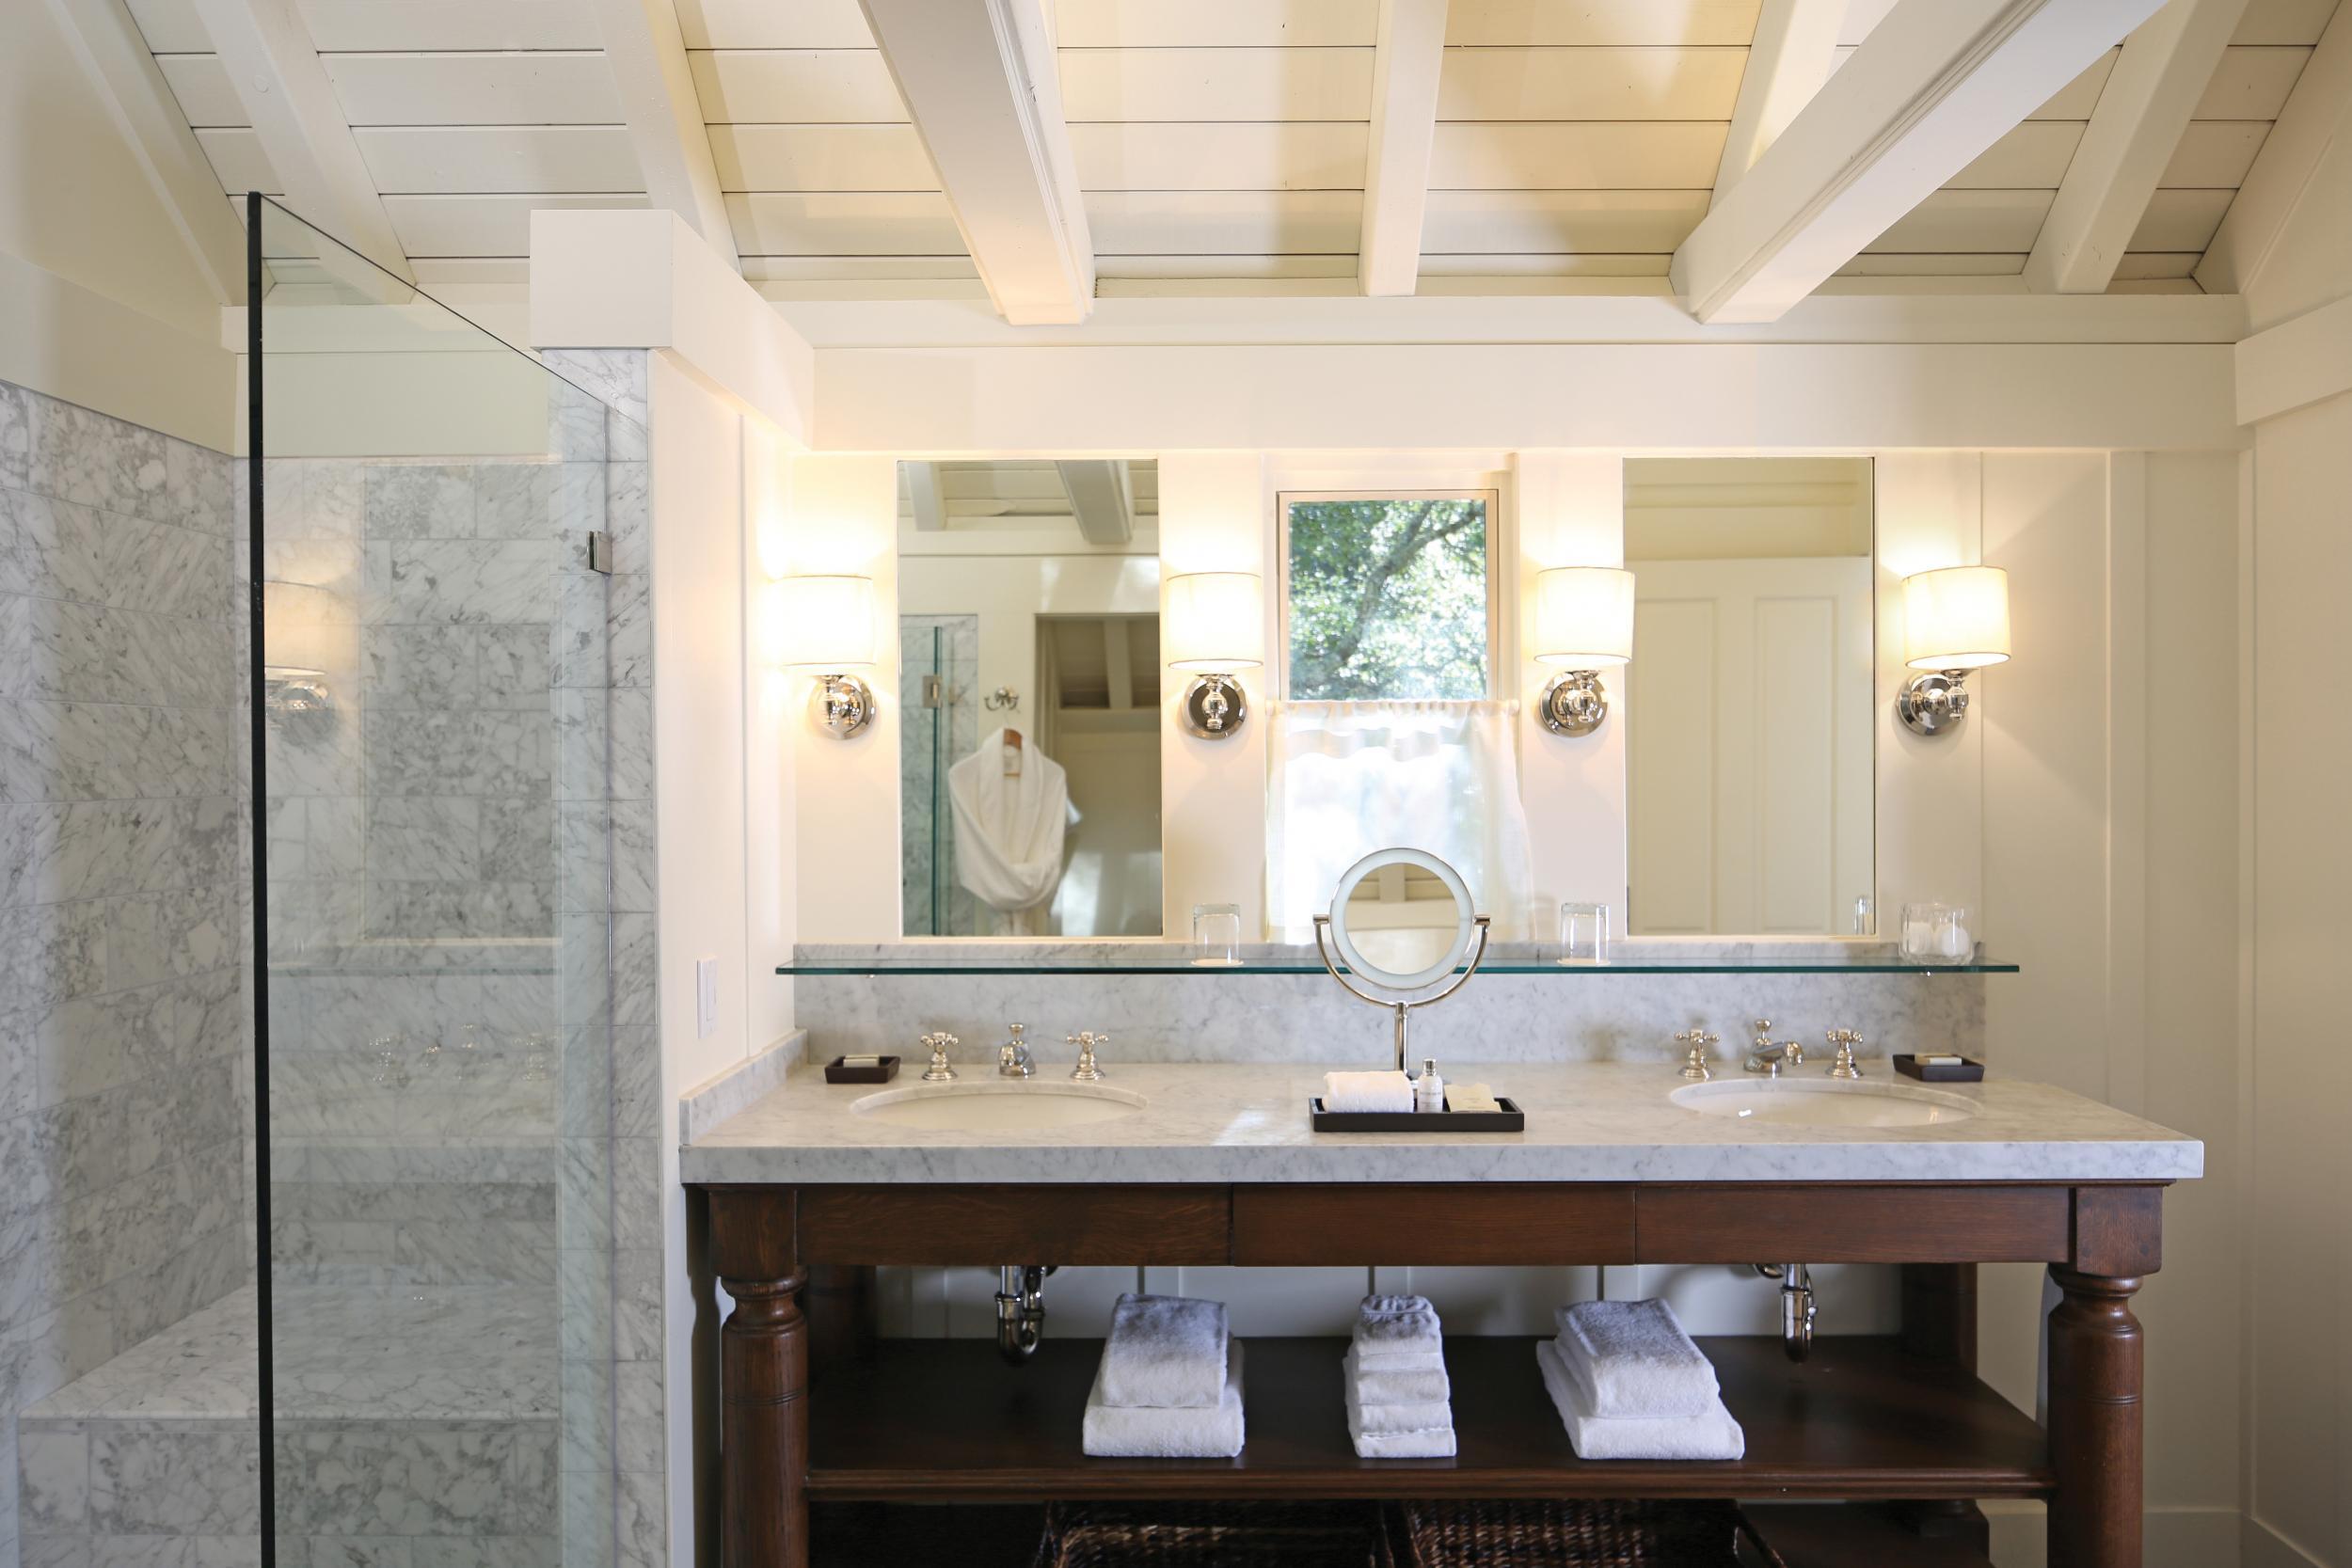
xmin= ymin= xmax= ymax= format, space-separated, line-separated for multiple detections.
xmin=1283 ymin=492 xmax=1494 ymax=700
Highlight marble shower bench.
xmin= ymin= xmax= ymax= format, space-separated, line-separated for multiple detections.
xmin=15 ymin=1284 xmax=561 ymax=1568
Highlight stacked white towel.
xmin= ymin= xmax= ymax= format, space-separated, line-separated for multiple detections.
xmin=1083 ymin=1294 xmax=1244 ymax=1458
xmin=1344 ymin=1294 xmax=1454 ymax=1458
xmin=1322 ymin=1070 xmax=1414 ymax=1114
xmin=1539 ymin=1300 xmax=1743 ymax=1461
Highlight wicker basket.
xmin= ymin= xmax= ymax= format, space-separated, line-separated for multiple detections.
xmin=1381 ymin=1498 xmax=1788 ymax=1568
xmin=1031 ymin=1500 xmax=1384 ymax=1567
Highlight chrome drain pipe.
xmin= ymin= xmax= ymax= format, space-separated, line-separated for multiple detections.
xmin=996 ymin=1264 xmax=1054 ymax=1363
xmin=1755 ymin=1263 xmax=1817 ymax=1362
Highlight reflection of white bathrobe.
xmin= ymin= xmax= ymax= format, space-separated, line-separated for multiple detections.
xmin=947 ymin=729 xmax=1075 ymax=935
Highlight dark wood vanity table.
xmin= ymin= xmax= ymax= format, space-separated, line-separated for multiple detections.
xmin=698 ymin=1178 xmax=2162 ymax=1568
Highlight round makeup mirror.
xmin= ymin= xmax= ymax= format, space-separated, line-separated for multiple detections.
xmin=1314 ymin=847 xmax=1492 ymax=1068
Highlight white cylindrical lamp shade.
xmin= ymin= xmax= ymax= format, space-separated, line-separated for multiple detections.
xmin=771 ymin=575 xmax=876 ymax=669
xmin=262 ymin=580 xmax=343 ymax=676
xmin=1902 ymin=565 xmax=2010 ymax=671
xmin=1165 ymin=572 xmax=1263 ymax=672
xmin=1532 ymin=567 xmax=1635 ymax=669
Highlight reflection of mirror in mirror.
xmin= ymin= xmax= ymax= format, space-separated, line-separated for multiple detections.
xmin=897 ymin=461 xmax=1163 ymax=939
xmin=1327 ymin=848 xmax=1477 ymax=990
xmin=1624 ymin=458 xmax=1876 ymax=937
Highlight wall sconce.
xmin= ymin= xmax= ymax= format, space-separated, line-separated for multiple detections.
xmin=1899 ymin=565 xmax=2010 ymax=736
xmin=1532 ymin=566 xmax=1635 ymax=736
xmin=1165 ymin=571 xmax=1263 ymax=740
xmin=262 ymin=579 xmax=341 ymax=730
xmin=771 ymin=574 xmax=878 ymax=738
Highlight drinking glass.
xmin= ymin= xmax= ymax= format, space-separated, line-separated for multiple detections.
xmin=1558 ymin=902 xmax=1610 ymax=966
xmin=1899 ymin=903 xmax=1974 ymax=964
xmin=1190 ymin=904 xmax=1243 ymax=967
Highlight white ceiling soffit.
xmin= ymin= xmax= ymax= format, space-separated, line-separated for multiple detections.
xmin=855 ymin=0 xmax=1094 ymax=324
xmin=1672 ymin=0 xmax=2175 ymax=323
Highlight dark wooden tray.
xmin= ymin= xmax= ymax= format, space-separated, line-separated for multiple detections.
xmin=1310 ymin=1096 xmax=1524 ymax=1132
xmin=1892 ymin=1054 xmax=1985 ymax=1084
xmin=825 ymin=1054 xmax=900 ymax=1085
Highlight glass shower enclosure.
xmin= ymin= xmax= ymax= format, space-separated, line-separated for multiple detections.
xmin=247 ymin=198 xmax=629 ymax=1565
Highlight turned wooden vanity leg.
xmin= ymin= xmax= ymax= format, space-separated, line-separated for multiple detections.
xmin=711 ymin=1189 xmax=809 ymax=1568
xmin=2047 ymin=1267 xmax=2144 ymax=1568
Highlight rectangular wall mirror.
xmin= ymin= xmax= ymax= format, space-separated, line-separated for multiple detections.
xmin=1624 ymin=457 xmax=1876 ymax=937
xmin=896 ymin=460 xmax=1163 ymax=938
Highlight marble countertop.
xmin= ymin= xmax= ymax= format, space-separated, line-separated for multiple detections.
xmin=680 ymin=1061 xmax=2202 ymax=1185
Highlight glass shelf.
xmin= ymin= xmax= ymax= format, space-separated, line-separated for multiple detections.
xmin=777 ymin=953 xmax=2018 ymax=977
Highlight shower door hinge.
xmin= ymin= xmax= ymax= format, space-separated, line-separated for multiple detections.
xmin=586 ymin=531 xmax=614 ymax=575
xmin=921 ymin=673 xmax=944 ymax=708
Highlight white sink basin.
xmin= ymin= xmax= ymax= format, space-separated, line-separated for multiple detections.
xmin=1670 ymin=1078 xmax=1978 ymax=1128
xmin=852 ymin=1082 xmax=1147 ymax=1132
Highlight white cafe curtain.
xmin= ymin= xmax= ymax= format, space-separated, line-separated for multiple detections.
xmin=1265 ymin=700 xmax=1534 ymax=942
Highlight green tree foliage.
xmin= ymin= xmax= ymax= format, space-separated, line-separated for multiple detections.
xmin=1286 ymin=497 xmax=1489 ymax=700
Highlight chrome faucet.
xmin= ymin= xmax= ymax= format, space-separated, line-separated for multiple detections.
xmin=1675 ymin=1030 xmax=1719 ymax=1081
xmin=1067 ymin=1032 xmax=1108 ymax=1082
xmin=997 ymin=1022 xmax=1035 ymax=1078
xmin=1824 ymin=1029 xmax=1865 ymax=1080
xmin=1743 ymin=1018 xmax=1804 ymax=1075
xmin=919 ymin=1031 xmax=960 ymax=1083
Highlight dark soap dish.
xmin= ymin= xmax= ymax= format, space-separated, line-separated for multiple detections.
xmin=1892 ymin=1053 xmax=1985 ymax=1083
xmin=824 ymin=1054 xmax=899 ymax=1085
xmin=1310 ymin=1097 xmax=1524 ymax=1132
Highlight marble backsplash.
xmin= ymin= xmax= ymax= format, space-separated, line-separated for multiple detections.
xmin=787 ymin=942 xmax=1989 ymax=1068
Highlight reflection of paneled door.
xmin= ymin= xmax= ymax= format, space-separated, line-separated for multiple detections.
xmin=1628 ymin=557 xmax=1873 ymax=935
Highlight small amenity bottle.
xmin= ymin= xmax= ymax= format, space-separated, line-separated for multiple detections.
xmin=1415 ymin=1059 xmax=1445 ymax=1113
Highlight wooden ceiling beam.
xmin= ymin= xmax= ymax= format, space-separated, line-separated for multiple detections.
xmin=1670 ymin=0 xmax=2170 ymax=324
xmin=1711 ymin=0 xmax=1845 ymax=206
xmin=2194 ymin=0 xmax=2351 ymax=295
xmin=2025 ymin=0 xmax=2250 ymax=293
xmin=1358 ymin=0 xmax=1449 ymax=295
xmin=188 ymin=0 xmax=413 ymax=283
xmin=590 ymin=0 xmax=739 ymax=269
xmin=857 ymin=0 xmax=1093 ymax=325
xmin=1055 ymin=459 xmax=1136 ymax=545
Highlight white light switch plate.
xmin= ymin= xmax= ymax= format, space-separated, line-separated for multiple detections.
xmin=696 ymin=957 xmax=718 ymax=1039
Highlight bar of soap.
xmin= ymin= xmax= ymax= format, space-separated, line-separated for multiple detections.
xmin=1450 ymin=1083 xmax=1502 ymax=1114
xmin=1916 ymin=1054 xmax=1963 ymax=1067
xmin=840 ymin=1054 xmax=885 ymax=1068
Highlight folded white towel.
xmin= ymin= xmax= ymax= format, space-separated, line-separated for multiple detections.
xmin=1084 ymin=1341 xmax=1246 ymax=1458
xmin=1322 ymin=1070 xmax=1414 ymax=1114
xmin=1536 ymin=1339 xmax=1743 ymax=1461
xmin=1553 ymin=1299 xmax=1718 ymax=1419
xmin=1346 ymin=1418 xmax=1455 ymax=1460
xmin=1352 ymin=1294 xmax=1443 ymax=1366
xmin=1346 ymin=1391 xmax=1454 ymax=1435
xmin=1100 ymin=1293 xmax=1230 ymax=1410
xmin=1343 ymin=1345 xmax=1450 ymax=1404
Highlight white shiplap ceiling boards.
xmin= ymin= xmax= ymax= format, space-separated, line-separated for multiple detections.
xmin=109 ymin=0 xmax=2346 ymax=316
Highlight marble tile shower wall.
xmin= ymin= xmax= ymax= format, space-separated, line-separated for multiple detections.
xmin=0 ymin=379 xmax=246 ymax=1568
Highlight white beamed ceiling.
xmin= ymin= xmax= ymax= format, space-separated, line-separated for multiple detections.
xmin=124 ymin=0 xmax=2342 ymax=298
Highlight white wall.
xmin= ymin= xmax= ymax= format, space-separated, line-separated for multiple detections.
xmin=2235 ymin=73 xmax=2352 ymax=1566
xmin=0 ymin=3 xmax=233 ymax=446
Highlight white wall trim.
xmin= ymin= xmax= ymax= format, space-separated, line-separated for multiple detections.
xmin=530 ymin=209 xmax=814 ymax=442
xmin=2105 ymin=452 xmax=2150 ymax=1117
xmin=2233 ymin=293 xmax=2352 ymax=425
xmin=811 ymin=343 xmax=2245 ymax=454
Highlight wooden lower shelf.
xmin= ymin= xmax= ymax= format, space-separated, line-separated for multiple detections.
xmin=806 ymin=1335 xmax=2048 ymax=1504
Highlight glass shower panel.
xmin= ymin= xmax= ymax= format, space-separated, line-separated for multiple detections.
xmin=249 ymin=198 xmax=627 ymax=1566
xmin=898 ymin=614 xmax=978 ymax=936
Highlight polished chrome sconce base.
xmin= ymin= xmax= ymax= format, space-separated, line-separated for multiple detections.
xmin=815 ymin=673 xmax=876 ymax=738
xmin=1539 ymin=671 xmax=1609 ymax=736
xmin=1898 ymin=670 xmax=1971 ymax=736
xmin=1180 ymin=673 xmax=1248 ymax=739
